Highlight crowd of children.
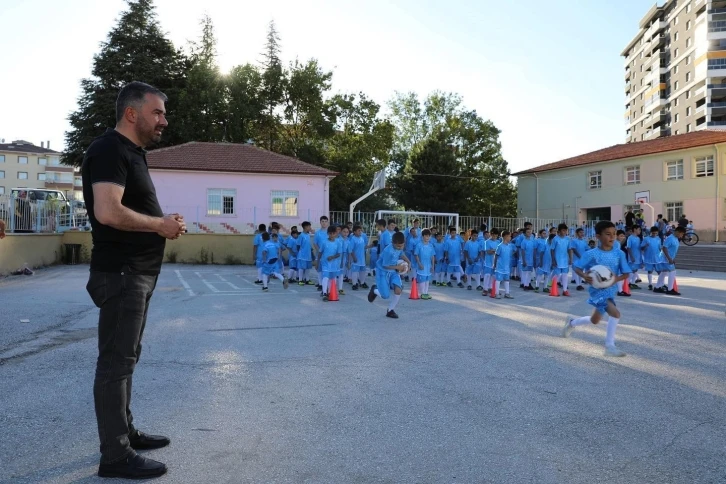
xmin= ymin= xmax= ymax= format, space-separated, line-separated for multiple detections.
xmin=251 ymin=216 xmax=688 ymax=353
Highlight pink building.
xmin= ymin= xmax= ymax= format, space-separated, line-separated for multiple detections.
xmin=146 ymin=142 xmax=337 ymax=234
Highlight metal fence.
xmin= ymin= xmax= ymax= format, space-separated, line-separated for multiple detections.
xmin=0 ymin=195 xmax=89 ymax=233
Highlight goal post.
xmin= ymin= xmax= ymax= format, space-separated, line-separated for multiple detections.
xmin=374 ymin=210 xmax=460 ymax=233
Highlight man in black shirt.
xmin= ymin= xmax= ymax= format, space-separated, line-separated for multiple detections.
xmin=82 ymin=81 xmax=185 ymax=479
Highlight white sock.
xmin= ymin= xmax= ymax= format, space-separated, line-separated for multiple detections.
xmin=388 ymin=294 xmax=400 ymax=311
xmin=359 ymin=272 xmax=366 ymax=284
xmin=472 ymin=275 xmax=479 ymax=287
xmin=321 ymin=277 xmax=329 ymax=294
xmin=374 ymin=288 xmax=382 ymax=297
xmin=483 ymin=273 xmax=491 ymax=290
xmin=667 ymin=271 xmax=676 ymax=291
xmin=274 ymin=273 xmax=284 ymax=281
xmin=257 ymin=268 xmax=263 ymax=281
xmin=616 ymin=280 xmax=623 ymax=292
xmin=630 ymin=272 xmax=637 ymax=284
xmin=288 ymin=269 xmax=295 ymax=279
xmin=298 ymin=269 xmax=304 ymax=281
xmin=421 ymin=281 xmax=427 ymax=294
xmin=337 ymin=274 xmax=344 ymax=290
xmin=262 ymin=274 xmax=269 ymax=287
xmin=571 ymin=315 xmax=591 ymax=327
xmin=561 ymin=273 xmax=569 ymax=292
xmin=455 ymin=273 xmax=461 ymax=284
xmin=647 ymin=272 xmax=653 ymax=285
xmin=606 ymin=316 xmax=619 ymax=347
xmin=536 ymin=274 xmax=543 ymax=288
xmin=495 ymin=280 xmax=500 ymax=295
xmin=503 ymin=281 xmax=510 ymax=294
xmin=657 ymin=272 xmax=666 ymax=288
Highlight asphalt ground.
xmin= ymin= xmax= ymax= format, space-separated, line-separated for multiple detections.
xmin=1 ymin=264 xmax=725 ymax=483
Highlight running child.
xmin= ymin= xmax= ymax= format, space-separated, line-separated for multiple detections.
xmin=253 ymin=223 xmax=266 ymax=284
xmin=562 ymin=221 xmax=631 ymax=357
xmin=368 ymin=231 xmax=411 ymax=318
xmin=492 ymin=230 xmax=514 ymax=299
xmin=260 ymin=232 xmax=289 ymax=291
xmin=415 ymin=229 xmax=436 ymax=299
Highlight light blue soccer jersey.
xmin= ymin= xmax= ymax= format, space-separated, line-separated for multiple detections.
xmin=484 ymin=238 xmax=499 ymax=268
xmin=349 ymin=235 xmax=366 ymax=268
xmin=405 ymin=233 xmax=421 ymax=253
xmin=369 ymin=246 xmax=379 ymax=269
xmin=444 ymin=237 xmax=462 ymax=266
xmin=376 ymin=244 xmax=403 ymax=274
xmin=520 ymin=235 xmax=536 ymax=267
xmin=297 ymin=232 xmax=313 ymax=261
xmin=254 ymin=233 xmax=264 ymax=262
xmin=464 ymin=240 xmax=480 ymax=262
xmin=569 ymin=237 xmax=589 ymax=260
xmin=314 ymin=229 xmax=328 ymax=254
xmin=495 ymin=242 xmax=513 ymax=274
xmin=663 ymin=234 xmax=680 ymax=262
xmin=626 ymin=235 xmax=643 ymax=264
xmin=286 ymin=235 xmax=299 ymax=257
xmin=262 ymin=241 xmax=279 ymax=263
xmin=379 ymin=230 xmax=395 ymax=250
xmin=574 ymin=247 xmax=631 ymax=311
xmin=433 ymin=240 xmax=446 ymax=263
xmin=415 ymin=242 xmax=435 ymax=276
xmin=641 ymin=236 xmax=662 ymax=264
xmin=551 ymin=235 xmax=571 ymax=269
xmin=536 ymin=237 xmax=552 ymax=272
xmin=320 ymin=239 xmax=340 ymax=273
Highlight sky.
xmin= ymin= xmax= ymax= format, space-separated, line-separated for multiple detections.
xmin=0 ymin=0 xmax=657 ymax=174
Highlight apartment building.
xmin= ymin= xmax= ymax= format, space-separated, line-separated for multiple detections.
xmin=622 ymin=0 xmax=726 ymax=142
xmin=514 ymin=131 xmax=726 ymax=242
xmin=0 ymin=140 xmax=82 ymax=200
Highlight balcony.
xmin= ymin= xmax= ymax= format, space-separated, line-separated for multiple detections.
xmin=45 ymin=181 xmax=73 ymax=189
xmin=625 ymin=82 xmax=632 ymax=93
xmin=645 ymin=20 xmax=667 ymax=39
xmin=710 ymin=8 xmax=726 ymax=15
xmin=708 ymin=20 xmax=726 ymax=39
xmin=644 ymin=127 xmax=666 ymax=139
xmin=707 ymin=121 xmax=726 ymax=129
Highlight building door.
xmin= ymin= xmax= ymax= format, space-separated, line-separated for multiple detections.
xmin=586 ymin=207 xmax=611 ymax=222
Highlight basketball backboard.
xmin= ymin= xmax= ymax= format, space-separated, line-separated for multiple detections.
xmin=372 ymin=169 xmax=386 ymax=191
xmin=635 ymin=190 xmax=650 ymax=204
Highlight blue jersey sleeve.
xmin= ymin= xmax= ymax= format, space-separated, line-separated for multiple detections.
xmin=573 ymin=249 xmax=595 ymax=271
xmin=618 ymin=250 xmax=631 ymax=274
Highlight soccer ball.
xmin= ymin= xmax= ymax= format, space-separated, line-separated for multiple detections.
xmin=397 ymin=259 xmax=409 ymax=274
xmin=588 ymin=265 xmax=615 ymax=289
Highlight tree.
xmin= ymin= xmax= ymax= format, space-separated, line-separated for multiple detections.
xmin=225 ymin=64 xmax=264 ymax=144
xmin=258 ymin=20 xmax=285 ymax=150
xmin=174 ymin=14 xmax=226 ymax=142
xmin=63 ymin=0 xmax=186 ymax=166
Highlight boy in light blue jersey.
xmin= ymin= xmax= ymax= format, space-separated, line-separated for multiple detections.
xmin=641 ymin=226 xmax=662 ymax=290
xmin=349 ymin=225 xmax=368 ymax=290
xmin=534 ymin=229 xmax=552 ymax=293
xmin=368 ymin=231 xmax=411 ymax=318
xmin=260 ymin=232 xmax=289 ymax=292
xmin=492 ymin=231 xmax=514 ymax=299
xmin=626 ymin=225 xmax=644 ymax=289
xmin=271 ymin=233 xmax=285 ymax=276
xmin=481 ymin=228 xmax=500 ymax=295
xmin=433 ymin=233 xmax=447 ymax=286
xmin=464 ymin=229 xmax=483 ymax=290
xmin=550 ymin=223 xmax=573 ymax=296
xmin=319 ymin=226 xmax=342 ymax=301
xmin=296 ymin=221 xmax=315 ymax=286
xmin=379 ymin=219 xmax=397 ymax=251
xmin=336 ymin=226 xmax=350 ymax=295
xmin=415 ymin=229 xmax=436 ymax=299
xmin=285 ymin=228 xmax=300 ymax=282
xmin=313 ymin=216 xmax=330 ymax=289
xmin=444 ymin=227 xmax=464 ymax=287
xmin=563 ymin=221 xmax=631 ymax=357
xmin=253 ymin=223 xmax=267 ymax=284
xmin=654 ymin=226 xmax=685 ymax=295
xmin=404 ymin=226 xmax=421 ymax=282
xmin=519 ymin=226 xmax=537 ymax=291
xmin=369 ymin=240 xmax=379 ymax=277
xmin=568 ymin=228 xmax=589 ymax=291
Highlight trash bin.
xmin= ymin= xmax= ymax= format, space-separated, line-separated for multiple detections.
xmin=64 ymin=244 xmax=81 ymax=265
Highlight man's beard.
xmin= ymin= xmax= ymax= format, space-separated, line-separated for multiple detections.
xmin=136 ymin=117 xmax=163 ymax=147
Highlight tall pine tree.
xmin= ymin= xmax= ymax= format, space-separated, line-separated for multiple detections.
xmin=258 ymin=20 xmax=285 ymax=151
xmin=63 ymin=0 xmax=186 ymax=166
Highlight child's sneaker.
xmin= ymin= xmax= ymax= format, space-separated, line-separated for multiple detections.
xmin=306 ymin=280 xmax=315 ymax=286
xmin=457 ymin=282 xmax=464 ymax=288
xmin=562 ymin=291 xmax=571 ymax=297
xmin=298 ymin=281 xmax=305 ymax=286
xmin=576 ymin=285 xmax=585 ymax=291
xmin=605 ymin=345 xmax=626 ymax=357
xmin=360 ymin=283 xmax=369 ymax=289
xmin=666 ymin=289 xmax=681 ymax=296
xmin=386 ymin=310 xmax=399 ymax=319
xmin=629 ymin=283 xmax=641 ymax=290
xmin=543 ymin=287 xmax=550 ymax=293
xmin=467 ymin=285 xmax=472 ymax=290
xmin=404 ymin=276 xmax=410 ymax=282
xmin=476 ymin=285 xmax=483 ymax=291
xmin=352 ymin=284 xmax=360 ymax=291
xmin=283 ymin=279 xmax=289 ymax=290
xmin=339 ymin=289 xmax=346 ymax=295
xmin=368 ymin=285 xmax=378 ymax=303
xmin=254 ymin=280 xmax=263 ymax=285
xmin=323 ymin=295 xmax=330 ymax=302
xmin=617 ymin=291 xmax=631 ymax=297
xmin=504 ymin=293 xmax=514 ymax=299
xmin=447 ymin=282 xmax=453 ymax=287
xmin=496 ymin=294 xmax=502 ymax=299
xmin=534 ymin=287 xmax=540 ymax=293
xmin=561 ymin=316 xmax=574 ymax=338
xmin=648 ymin=284 xmax=653 ymax=291
xmin=262 ymin=286 xmax=269 ymax=292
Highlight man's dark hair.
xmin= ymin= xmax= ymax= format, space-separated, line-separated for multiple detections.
xmin=271 ymin=222 xmax=280 ymax=230
xmin=650 ymin=226 xmax=659 ymax=233
xmin=524 ymin=221 xmax=533 ymax=228
xmin=392 ymin=232 xmax=405 ymax=244
xmin=470 ymin=229 xmax=478 ymax=235
xmin=116 ymin=81 xmax=167 ymax=123
xmin=595 ymin=220 xmax=615 ymax=234
xmin=449 ymin=226 xmax=457 ymax=233
xmin=501 ymin=230 xmax=511 ymax=237
xmin=490 ymin=228 xmax=500 ymax=235
xmin=353 ymin=224 xmax=363 ymax=232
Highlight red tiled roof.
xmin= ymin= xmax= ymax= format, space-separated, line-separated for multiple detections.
xmin=146 ymin=142 xmax=338 ymax=177
xmin=513 ymin=131 xmax=726 ymax=175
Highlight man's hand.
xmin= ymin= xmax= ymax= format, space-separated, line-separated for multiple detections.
xmin=158 ymin=215 xmax=184 ymax=240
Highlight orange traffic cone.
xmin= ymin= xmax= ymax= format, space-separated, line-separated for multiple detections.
xmin=490 ymin=278 xmax=497 ymax=298
xmin=409 ymin=278 xmax=420 ymax=300
xmin=622 ymin=279 xmax=631 ymax=295
xmin=328 ymin=279 xmax=339 ymax=301
xmin=549 ymin=277 xmax=560 ymax=296
xmin=673 ymin=278 xmax=678 ymax=292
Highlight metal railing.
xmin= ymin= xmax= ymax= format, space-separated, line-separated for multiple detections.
xmin=0 ymin=195 xmax=88 ymax=233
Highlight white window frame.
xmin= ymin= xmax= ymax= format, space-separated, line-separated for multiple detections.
xmin=18 ymin=171 xmax=28 ymax=180
xmin=0 ymin=170 xmax=4 ymax=179
xmin=37 ymin=173 xmax=46 ymax=181
xmin=18 ymin=156 xmax=28 ymax=164
xmin=666 ymin=159 xmax=684 ymax=180
xmin=665 ymin=201 xmax=683 ymax=222
xmin=588 ymin=170 xmax=602 ymax=190
xmin=38 ymin=157 xmax=47 ymax=165
xmin=0 ymin=155 xmax=5 ymax=163
xmin=0 ymin=187 xmax=4 ymax=195
xmin=206 ymin=188 xmax=236 ymax=216
xmin=271 ymin=190 xmax=299 ymax=217
xmin=50 ymin=157 xmax=60 ymax=166
xmin=694 ymin=155 xmax=714 ymax=177
xmin=625 ymin=166 xmax=641 ymax=185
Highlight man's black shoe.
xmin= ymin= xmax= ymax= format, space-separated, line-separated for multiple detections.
xmin=98 ymin=453 xmax=167 ymax=479
xmin=129 ymin=430 xmax=171 ymax=450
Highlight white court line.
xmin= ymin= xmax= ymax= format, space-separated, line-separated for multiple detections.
xmin=175 ymin=270 xmax=195 ymax=296
xmin=215 ymin=274 xmax=242 ymax=290
xmin=195 ymin=271 xmax=220 ymax=293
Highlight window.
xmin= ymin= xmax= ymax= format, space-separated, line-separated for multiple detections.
xmin=37 ymin=173 xmax=46 ymax=181
xmin=74 ymin=176 xmax=82 ymax=187
xmin=686 ymin=89 xmax=691 ymax=99
xmin=687 ymin=106 xmax=692 ymax=116
xmin=0 ymin=155 xmax=4 ymax=163
xmin=687 ymin=2 xmax=692 ymax=13
xmin=0 ymin=187 xmax=4 ymax=195
xmin=686 ymin=72 xmax=691 ymax=82
xmin=18 ymin=172 xmax=28 ymax=180
xmin=588 ymin=171 xmax=602 ymax=190
xmin=38 ymin=157 xmax=47 ymax=165
xmin=271 ymin=190 xmax=299 ymax=217
xmin=675 ymin=97 xmax=679 ymax=107
xmin=675 ymin=81 xmax=679 ymax=90
xmin=50 ymin=157 xmax=60 ymax=166
xmin=625 ymin=166 xmax=641 ymax=185
xmin=666 ymin=159 xmax=684 ymax=180
xmin=673 ymin=65 xmax=679 ymax=74
xmin=206 ymin=188 xmax=236 ymax=216
xmin=687 ymin=37 xmax=692 ymax=47
xmin=687 ymin=55 xmax=691 ymax=65
xmin=675 ymin=113 xmax=680 ymax=123
xmin=675 ymin=130 xmax=680 ymax=135
xmin=18 ymin=156 xmax=27 ymax=164
xmin=665 ymin=202 xmax=683 ymax=222
xmin=687 ymin=123 xmax=692 ymax=132
xmin=695 ymin=155 xmax=714 ymax=177
xmin=0 ymin=170 xmax=4 ymax=179
xmin=687 ymin=20 xmax=691 ymax=30
xmin=676 ymin=17 xmax=679 ymax=25
xmin=675 ymin=48 xmax=679 ymax=57
xmin=674 ymin=32 xmax=679 ymax=41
